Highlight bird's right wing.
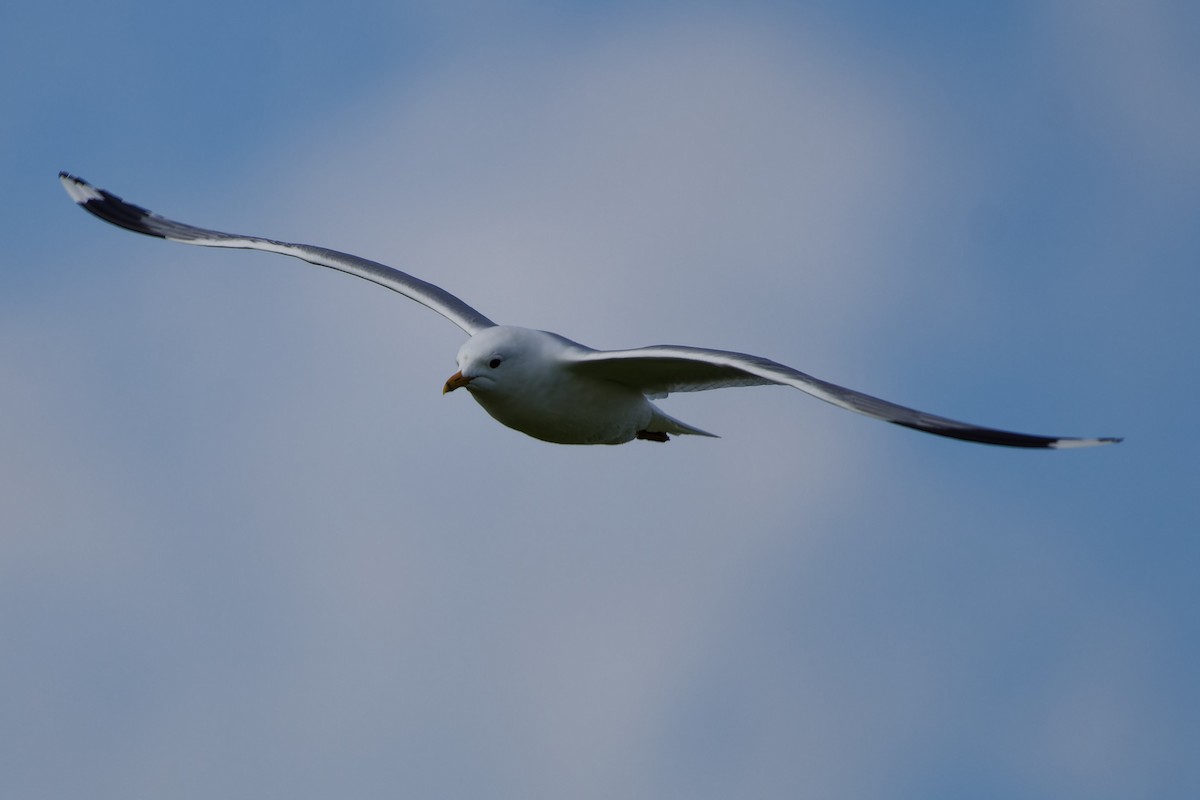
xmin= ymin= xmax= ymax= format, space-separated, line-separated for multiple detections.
xmin=59 ymin=173 xmax=496 ymax=336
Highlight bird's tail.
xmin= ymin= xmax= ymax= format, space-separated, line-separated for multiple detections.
xmin=646 ymin=405 xmax=719 ymax=439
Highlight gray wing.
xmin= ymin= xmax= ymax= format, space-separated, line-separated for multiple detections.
xmin=564 ymin=344 xmax=1122 ymax=449
xmin=59 ymin=173 xmax=496 ymax=336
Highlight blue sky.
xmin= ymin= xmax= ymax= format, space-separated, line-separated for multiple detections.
xmin=3 ymin=1 xmax=1198 ymax=798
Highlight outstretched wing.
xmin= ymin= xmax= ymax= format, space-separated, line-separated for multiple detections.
xmin=564 ymin=344 xmax=1121 ymax=449
xmin=59 ymin=173 xmax=496 ymax=336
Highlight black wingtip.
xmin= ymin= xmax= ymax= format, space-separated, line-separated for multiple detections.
xmin=892 ymin=421 xmax=1057 ymax=448
xmin=891 ymin=420 xmax=1123 ymax=449
xmin=58 ymin=172 xmax=167 ymax=239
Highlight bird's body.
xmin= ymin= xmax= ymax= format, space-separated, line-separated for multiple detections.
xmin=448 ymin=326 xmax=713 ymax=444
xmin=58 ymin=172 xmax=1121 ymax=450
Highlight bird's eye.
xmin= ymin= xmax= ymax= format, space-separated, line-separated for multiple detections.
xmin=488 ymin=357 xmax=502 ymax=369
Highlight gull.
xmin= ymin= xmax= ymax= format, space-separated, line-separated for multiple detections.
xmin=59 ymin=172 xmax=1120 ymax=449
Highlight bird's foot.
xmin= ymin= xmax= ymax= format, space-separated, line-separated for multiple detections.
xmin=636 ymin=430 xmax=670 ymax=442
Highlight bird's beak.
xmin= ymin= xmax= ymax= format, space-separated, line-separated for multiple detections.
xmin=442 ymin=370 xmax=472 ymax=394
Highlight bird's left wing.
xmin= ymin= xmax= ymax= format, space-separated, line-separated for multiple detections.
xmin=563 ymin=344 xmax=1122 ymax=449
xmin=59 ymin=173 xmax=496 ymax=335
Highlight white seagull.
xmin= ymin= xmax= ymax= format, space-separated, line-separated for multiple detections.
xmin=59 ymin=172 xmax=1120 ymax=449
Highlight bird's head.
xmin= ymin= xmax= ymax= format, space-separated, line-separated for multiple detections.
xmin=443 ymin=326 xmax=554 ymax=397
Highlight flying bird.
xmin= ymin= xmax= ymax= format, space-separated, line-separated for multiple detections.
xmin=59 ymin=172 xmax=1120 ymax=449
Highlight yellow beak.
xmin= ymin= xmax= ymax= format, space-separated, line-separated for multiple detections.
xmin=442 ymin=370 xmax=473 ymax=394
